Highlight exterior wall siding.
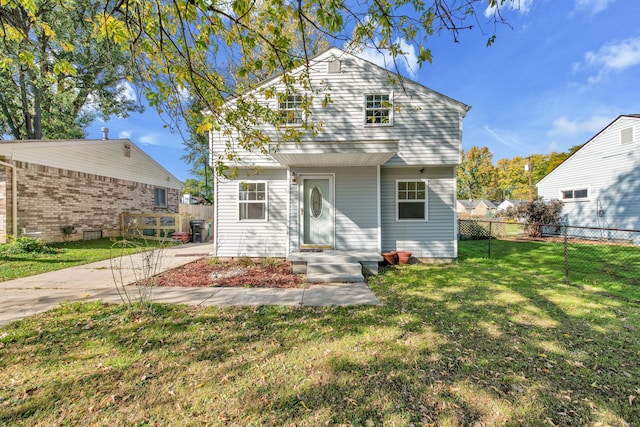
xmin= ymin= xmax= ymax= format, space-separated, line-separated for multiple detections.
xmin=537 ymin=117 xmax=640 ymax=230
xmin=0 ymin=167 xmax=7 ymax=243
xmin=215 ymin=169 xmax=289 ymax=257
xmin=210 ymin=49 xmax=467 ymax=169
xmin=288 ymin=166 xmax=379 ymax=252
xmin=0 ymin=160 xmax=179 ymax=243
xmin=381 ymin=166 xmax=457 ymax=258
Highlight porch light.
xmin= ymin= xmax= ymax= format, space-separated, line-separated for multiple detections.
xmin=291 ymin=171 xmax=297 ymax=184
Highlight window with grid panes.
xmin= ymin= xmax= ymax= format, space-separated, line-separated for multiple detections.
xmin=365 ymin=94 xmax=392 ymax=125
xmin=397 ymin=180 xmax=427 ymax=220
xmin=279 ymin=94 xmax=304 ymax=125
xmin=238 ymin=182 xmax=267 ymax=220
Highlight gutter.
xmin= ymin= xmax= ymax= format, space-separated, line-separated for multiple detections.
xmin=0 ymin=159 xmax=18 ymax=238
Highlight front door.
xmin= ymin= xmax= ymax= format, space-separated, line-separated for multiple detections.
xmin=301 ymin=176 xmax=334 ymax=249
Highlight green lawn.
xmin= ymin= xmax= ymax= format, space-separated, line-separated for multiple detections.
xmin=1 ymin=241 xmax=638 ymax=426
xmin=0 ymin=238 xmax=170 ymax=281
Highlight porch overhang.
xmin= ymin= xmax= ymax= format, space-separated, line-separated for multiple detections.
xmin=269 ymin=140 xmax=398 ymax=167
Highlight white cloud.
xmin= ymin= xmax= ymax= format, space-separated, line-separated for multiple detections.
xmin=139 ymin=135 xmax=160 ymax=145
xmin=118 ymin=130 xmax=132 ymax=139
xmin=547 ymin=115 xmax=611 ymax=137
xmin=577 ymin=37 xmax=640 ymax=83
xmin=117 ymin=82 xmax=137 ymax=102
xmin=574 ymin=0 xmax=616 ymax=15
xmin=354 ymin=38 xmax=419 ymax=78
xmin=484 ymin=0 xmax=535 ymax=18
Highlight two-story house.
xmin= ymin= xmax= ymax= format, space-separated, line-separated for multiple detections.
xmin=209 ymin=47 xmax=469 ymax=276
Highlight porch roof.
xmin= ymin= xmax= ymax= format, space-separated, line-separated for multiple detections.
xmin=269 ymin=140 xmax=398 ymax=167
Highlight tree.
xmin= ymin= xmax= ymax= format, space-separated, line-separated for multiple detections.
xmin=0 ymin=0 xmax=142 ymax=140
xmin=103 ymin=0 xmax=514 ymax=171
xmin=500 ymin=199 xmax=563 ymax=237
xmin=457 ymin=146 xmax=497 ymax=200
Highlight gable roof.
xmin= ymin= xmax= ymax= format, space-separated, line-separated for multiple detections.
xmin=537 ymin=114 xmax=640 ymax=186
xmin=457 ymin=199 xmax=496 ymax=209
xmin=223 ymin=46 xmax=470 ymax=115
xmin=0 ymin=138 xmax=183 ymax=189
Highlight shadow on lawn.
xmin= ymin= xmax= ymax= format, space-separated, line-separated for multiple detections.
xmin=1 ymin=261 xmax=638 ymax=426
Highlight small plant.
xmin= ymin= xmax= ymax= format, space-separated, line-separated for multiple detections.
xmin=261 ymin=257 xmax=281 ymax=268
xmin=61 ymin=225 xmax=76 ymax=242
xmin=237 ymin=256 xmax=256 ymax=267
xmin=0 ymin=236 xmax=58 ymax=256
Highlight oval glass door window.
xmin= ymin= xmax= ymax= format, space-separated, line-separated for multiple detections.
xmin=310 ymin=186 xmax=323 ymax=218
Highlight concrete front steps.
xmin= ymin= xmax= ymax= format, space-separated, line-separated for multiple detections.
xmin=287 ymin=251 xmax=383 ymax=284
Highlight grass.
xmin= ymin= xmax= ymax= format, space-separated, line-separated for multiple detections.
xmin=1 ymin=241 xmax=639 ymax=426
xmin=0 ymin=238 xmax=169 ymax=281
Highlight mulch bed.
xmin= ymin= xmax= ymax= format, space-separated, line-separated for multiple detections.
xmin=152 ymin=258 xmax=306 ymax=288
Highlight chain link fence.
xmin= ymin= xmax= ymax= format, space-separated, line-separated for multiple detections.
xmin=458 ymin=219 xmax=640 ymax=287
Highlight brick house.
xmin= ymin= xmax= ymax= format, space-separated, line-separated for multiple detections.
xmin=0 ymin=137 xmax=183 ymax=243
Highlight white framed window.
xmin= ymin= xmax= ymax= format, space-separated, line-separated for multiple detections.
xmin=238 ymin=181 xmax=267 ymax=221
xmin=621 ymin=127 xmax=634 ymax=145
xmin=279 ymin=94 xmax=304 ymax=125
xmin=154 ymin=187 xmax=167 ymax=208
xmin=364 ymin=93 xmax=393 ymax=126
xmin=560 ymin=188 xmax=589 ymax=201
xmin=396 ymin=180 xmax=427 ymax=221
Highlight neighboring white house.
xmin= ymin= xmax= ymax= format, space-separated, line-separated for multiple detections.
xmin=209 ymin=47 xmax=470 ymax=260
xmin=496 ymin=199 xmax=527 ymax=212
xmin=537 ymin=114 xmax=640 ymax=231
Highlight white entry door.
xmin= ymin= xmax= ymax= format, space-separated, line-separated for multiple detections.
xmin=301 ymin=176 xmax=334 ymax=248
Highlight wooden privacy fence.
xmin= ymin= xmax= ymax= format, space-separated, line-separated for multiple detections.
xmin=178 ymin=204 xmax=214 ymax=232
xmin=120 ymin=205 xmax=214 ymax=241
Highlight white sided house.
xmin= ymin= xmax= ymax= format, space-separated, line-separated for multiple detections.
xmin=0 ymin=137 xmax=183 ymax=243
xmin=537 ymin=115 xmax=640 ymax=232
xmin=210 ymin=47 xmax=469 ymax=278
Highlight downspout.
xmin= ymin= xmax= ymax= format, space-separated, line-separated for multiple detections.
xmin=0 ymin=160 xmax=18 ymax=238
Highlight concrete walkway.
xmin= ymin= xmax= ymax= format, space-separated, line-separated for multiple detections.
xmin=0 ymin=243 xmax=381 ymax=326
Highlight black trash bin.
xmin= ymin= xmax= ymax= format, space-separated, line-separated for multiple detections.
xmin=190 ymin=219 xmax=206 ymax=243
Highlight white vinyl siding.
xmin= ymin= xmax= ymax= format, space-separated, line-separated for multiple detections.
xmin=216 ymin=169 xmax=288 ymax=257
xmin=0 ymin=139 xmax=183 ymax=189
xmin=238 ymin=182 xmax=267 ymax=221
xmin=288 ymin=166 xmax=379 ymax=252
xmin=381 ymin=167 xmax=456 ymax=258
xmin=209 ymin=49 xmax=467 ymax=168
xmin=537 ymin=116 xmax=640 ymax=229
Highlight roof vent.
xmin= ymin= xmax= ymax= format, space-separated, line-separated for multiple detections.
xmin=328 ymin=59 xmax=341 ymax=74
xmin=621 ymin=126 xmax=634 ymax=145
xmin=101 ymin=127 xmax=109 ymax=140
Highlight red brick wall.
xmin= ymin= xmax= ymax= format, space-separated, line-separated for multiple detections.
xmin=0 ymin=160 xmax=180 ymax=243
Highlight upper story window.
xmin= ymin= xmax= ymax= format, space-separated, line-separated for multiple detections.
xmin=154 ymin=187 xmax=167 ymax=208
xmin=238 ymin=182 xmax=267 ymax=221
xmin=397 ymin=180 xmax=427 ymax=221
xmin=561 ymin=188 xmax=589 ymax=201
xmin=279 ymin=94 xmax=304 ymax=126
xmin=621 ymin=127 xmax=634 ymax=145
xmin=365 ymin=93 xmax=393 ymax=126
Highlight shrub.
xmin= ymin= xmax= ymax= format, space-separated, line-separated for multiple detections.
xmin=0 ymin=236 xmax=58 ymax=255
xmin=501 ymin=199 xmax=563 ymax=237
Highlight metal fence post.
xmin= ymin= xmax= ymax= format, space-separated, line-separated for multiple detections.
xmin=488 ymin=221 xmax=492 ymax=259
xmin=563 ymin=224 xmax=569 ymax=284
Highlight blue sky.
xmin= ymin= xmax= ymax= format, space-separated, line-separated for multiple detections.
xmin=88 ymin=0 xmax=640 ymax=181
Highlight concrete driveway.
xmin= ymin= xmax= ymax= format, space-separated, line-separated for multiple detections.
xmin=0 ymin=243 xmax=381 ymax=326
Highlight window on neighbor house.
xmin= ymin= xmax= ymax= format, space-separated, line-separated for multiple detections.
xmin=279 ymin=94 xmax=304 ymax=125
xmin=397 ymin=180 xmax=427 ymax=220
xmin=239 ymin=182 xmax=267 ymax=221
xmin=154 ymin=187 xmax=167 ymax=208
xmin=561 ymin=188 xmax=588 ymax=201
xmin=621 ymin=127 xmax=634 ymax=145
xmin=365 ymin=93 xmax=392 ymax=125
